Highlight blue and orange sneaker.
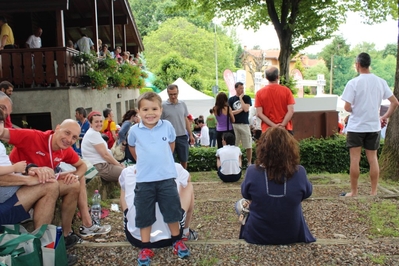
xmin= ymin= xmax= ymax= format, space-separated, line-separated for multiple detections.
xmin=137 ymin=248 xmax=154 ymax=266
xmin=172 ymin=240 xmax=190 ymax=259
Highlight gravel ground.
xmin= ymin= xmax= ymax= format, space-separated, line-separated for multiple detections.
xmin=69 ymin=177 xmax=399 ymax=265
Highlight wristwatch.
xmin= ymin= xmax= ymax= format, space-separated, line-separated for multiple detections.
xmin=25 ymin=163 xmax=38 ymax=174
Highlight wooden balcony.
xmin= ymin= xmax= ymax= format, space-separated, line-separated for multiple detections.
xmin=0 ymin=47 xmax=86 ymax=88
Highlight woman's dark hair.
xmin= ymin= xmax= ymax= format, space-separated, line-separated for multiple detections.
xmin=121 ymin=109 xmax=137 ymax=123
xmin=256 ymin=127 xmax=299 ymax=184
xmin=214 ymin=92 xmax=228 ymax=116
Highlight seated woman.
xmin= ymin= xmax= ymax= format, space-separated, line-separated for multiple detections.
xmin=216 ymin=132 xmax=242 ymax=182
xmin=239 ymin=127 xmax=315 ymax=245
xmin=118 ymin=109 xmax=140 ymax=162
xmin=81 ymin=111 xmax=124 ymax=182
xmin=119 ymin=163 xmax=198 ymax=249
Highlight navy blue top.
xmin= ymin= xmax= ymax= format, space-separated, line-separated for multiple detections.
xmin=73 ymin=119 xmax=90 ymax=157
xmin=228 ymin=95 xmax=252 ymax=124
xmin=240 ymin=165 xmax=316 ymax=245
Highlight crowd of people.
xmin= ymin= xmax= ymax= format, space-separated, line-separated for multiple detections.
xmin=69 ymin=34 xmax=143 ymax=66
xmin=0 ymin=16 xmax=142 ymax=68
xmin=0 ymin=52 xmax=397 ymax=266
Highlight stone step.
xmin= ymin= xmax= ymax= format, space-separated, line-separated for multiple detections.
xmin=78 ymin=237 xmax=399 ymax=248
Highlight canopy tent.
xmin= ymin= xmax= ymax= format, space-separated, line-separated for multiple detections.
xmin=158 ymin=78 xmax=215 ymax=118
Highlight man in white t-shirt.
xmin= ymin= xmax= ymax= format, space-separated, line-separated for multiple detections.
xmin=216 ymin=132 xmax=242 ymax=182
xmin=75 ymin=34 xmax=94 ymax=54
xmin=198 ymin=119 xmax=210 ymax=147
xmin=341 ymin=52 xmax=398 ymax=197
xmin=119 ymin=163 xmax=198 ymax=248
xmin=25 ymin=28 xmax=42 ymax=48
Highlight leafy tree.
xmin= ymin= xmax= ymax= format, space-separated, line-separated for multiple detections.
xmin=234 ymin=45 xmax=243 ymax=68
xmin=371 ymin=55 xmax=396 ymax=88
xmin=128 ymin=0 xmax=211 ymax=37
xmin=331 ymin=55 xmax=357 ymax=95
xmin=319 ymin=36 xmax=351 ymax=70
xmin=153 ymin=52 xmax=202 ymax=90
xmin=382 ymin=43 xmax=397 ymax=58
xmin=143 ymin=17 xmax=236 ymax=92
xmin=172 ymin=0 xmax=396 ymax=86
xmin=349 ymin=42 xmax=378 ymax=58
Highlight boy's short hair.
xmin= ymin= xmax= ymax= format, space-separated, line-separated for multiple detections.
xmin=103 ymin=108 xmax=112 ymax=118
xmin=137 ymin=92 xmax=162 ymax=109
xmin=222 ymin=132 xmax=235 ymax=145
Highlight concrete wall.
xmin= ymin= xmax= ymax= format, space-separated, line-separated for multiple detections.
xmin=295 ymin=96 xmax=338 ymax=112
xmin=12 ymin=87 xmax=140 ymax=129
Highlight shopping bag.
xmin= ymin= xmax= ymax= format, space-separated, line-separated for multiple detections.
xmin=0 ymin=224 xmax=29 ymax=235
xmin=82 ymin=159 xmax=98 ymax=181
xmin=0 ymin=232 xmax=43 ymax=266
xmin=32 ymin=225 xmax=68 ymax=266
xmin=111 ymin=141 xmax=125 ymax=161
xmin=0 ymin=254 xmax=11 ymax=265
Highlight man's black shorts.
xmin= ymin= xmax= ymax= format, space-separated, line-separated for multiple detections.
xmin=346 ymin=131 xmax=380 ymax=150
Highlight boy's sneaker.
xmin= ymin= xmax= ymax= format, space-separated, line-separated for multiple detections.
xmin=173 ymin=240 xmax=190 ymax=259
xmin=65 ymin=232 xmax=81 ymax=249
xmin=182 ymin=229 xmax=198 ymax=241
xmin=137 ymin=248 xmax=154 ymax=266
xmin=79 ymin=224 xmax=111 ymax=239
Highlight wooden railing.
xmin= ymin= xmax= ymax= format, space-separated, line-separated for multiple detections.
xmin=0 ymin=47 xmax=86 ymax=87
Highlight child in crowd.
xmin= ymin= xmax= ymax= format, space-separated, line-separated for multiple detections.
xmin=216 ymin=132 xmax=242 ymax=182
xmin=0 ymin=109 xmax=26 ymax=176
xmin=128 ymin=92 xmax=190 ymax=266
xmin=198 ymin=120 xmax=209 ymax=147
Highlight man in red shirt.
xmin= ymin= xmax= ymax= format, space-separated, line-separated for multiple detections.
xmin=255 ymin=67 xmax=295 ymax=134
xmin=0 ymin=93 xmax=110 ymax=249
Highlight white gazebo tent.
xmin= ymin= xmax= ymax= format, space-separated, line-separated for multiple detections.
xmin=158 ymin=78 xmax=215 ymax=118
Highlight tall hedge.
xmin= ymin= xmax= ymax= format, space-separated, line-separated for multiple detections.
xmin=187 ymin=135 xmax=383 ymax=173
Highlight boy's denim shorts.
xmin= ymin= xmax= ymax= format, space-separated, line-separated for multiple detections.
xmin=134 ymin=178 xmax=182 ymax=228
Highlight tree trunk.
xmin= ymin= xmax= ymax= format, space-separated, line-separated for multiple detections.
xmin=278 ymin=38 xmax=292 ymax=84
xmin=379 ymin=12 xmax=399 ymax=181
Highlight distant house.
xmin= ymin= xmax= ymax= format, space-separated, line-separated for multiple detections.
xmin=240 ymin=47 xmax=323 ymax=91
xmin=0 ymin=0 xmax=143 ymax=129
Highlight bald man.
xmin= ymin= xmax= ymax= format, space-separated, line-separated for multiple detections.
xmin=255 ymin=67 xmax=295 ymax=134
xmin=0 ymin=92 xmax=110 ymax=249
xmin=26 ymin=27 xmax=43 ymax=48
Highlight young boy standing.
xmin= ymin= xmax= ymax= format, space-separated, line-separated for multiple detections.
xmin=128 ymin=92 xmax=190 ymax=266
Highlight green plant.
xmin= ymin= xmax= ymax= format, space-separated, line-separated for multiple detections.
xmin=73 ymin=54 xmax=147 ymax=90
xmin=280 ymin=75 xmax=298 ymax=95
xmin=186 ymin=135 xmax=383 ymax=174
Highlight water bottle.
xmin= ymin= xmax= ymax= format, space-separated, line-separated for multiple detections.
xmin=91 ymin=190 xmax=102 ymax=225
xmin=54 ymin=226 xmax=62 ymax=248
